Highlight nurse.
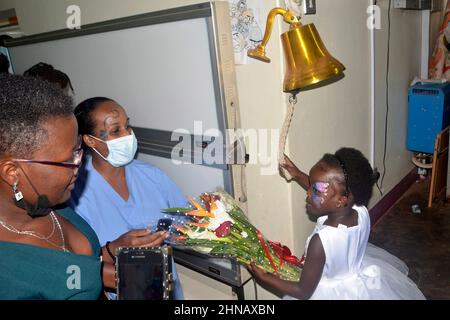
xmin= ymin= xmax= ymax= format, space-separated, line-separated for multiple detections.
xmin=70 ymin=97 xmax=187 ymax=299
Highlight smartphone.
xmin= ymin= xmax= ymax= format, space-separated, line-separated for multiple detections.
xmin=157 ymin=218 xmax=173 ymax=232
xmin=116 ymin=246 xmax=173 ymax=300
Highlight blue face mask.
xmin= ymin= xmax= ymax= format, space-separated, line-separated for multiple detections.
xmin=89 ymin=132 xmax=138 ymax=167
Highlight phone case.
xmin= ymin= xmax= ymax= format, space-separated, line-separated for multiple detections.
xmin=115 ymin=246 xmax=173 ymax=300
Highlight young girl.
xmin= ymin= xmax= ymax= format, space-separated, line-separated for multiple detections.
xmin=249 ymin=147 xmax=425 ymax=300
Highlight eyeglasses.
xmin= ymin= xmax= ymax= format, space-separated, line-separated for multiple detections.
xmin=13 ymin=139 xmax=84 ymax=169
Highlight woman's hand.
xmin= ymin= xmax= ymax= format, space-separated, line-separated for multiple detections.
xmin=102 ymin=262 xmax=116 ymax=289
xmin=103 ymin=229 xmax=168 ymax=263
xmin=111 ymin=228 xmax=168 ymax=250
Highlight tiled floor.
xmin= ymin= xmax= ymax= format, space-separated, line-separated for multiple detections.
xmin=369 ymin=177 xmax=450 ymax=300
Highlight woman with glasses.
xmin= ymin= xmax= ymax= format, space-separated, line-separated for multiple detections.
xmin=0 ymin=74 xmax=111 ymax=299
xmin=70 ymin=97 xmax=187 ymax=299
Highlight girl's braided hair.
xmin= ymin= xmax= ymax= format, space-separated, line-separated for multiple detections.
xmin=321 ymin=147 xmax=378 ymax=206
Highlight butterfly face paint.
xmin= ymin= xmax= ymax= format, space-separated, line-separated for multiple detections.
xmin=311 ymin=182 xmax=330 ymax=206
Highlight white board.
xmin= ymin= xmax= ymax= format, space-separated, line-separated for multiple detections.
xmin=9 ymin=19 xmax=220 ymax=134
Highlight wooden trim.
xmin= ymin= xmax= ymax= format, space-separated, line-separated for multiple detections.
xmin=369 ymin=168 xmax=418 ymax=228
xmin=428 ymin=126 xmax=449 ymax=207
xmin=4 ymin=3 xmax=211 ymax=47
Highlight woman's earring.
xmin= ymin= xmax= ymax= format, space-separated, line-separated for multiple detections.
xmin=13 ymin=181 xmax=23 ymax=202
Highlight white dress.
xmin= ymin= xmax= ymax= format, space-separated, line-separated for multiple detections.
xmin=288 ymin=206 xmax=425 ymax=300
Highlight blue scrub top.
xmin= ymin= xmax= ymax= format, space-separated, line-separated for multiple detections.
xmin=69 ymin=155 xmax=187 ymax=299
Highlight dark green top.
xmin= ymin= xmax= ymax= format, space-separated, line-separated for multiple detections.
xmin=0 ymin=207 xmax=102 ymax=300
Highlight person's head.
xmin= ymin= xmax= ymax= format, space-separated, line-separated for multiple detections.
xmin=0 ymin=74 xmax=81 ymax=217
xmin=74 ymin=97 xmax=137 ymax=167
xmin=0 ymin=53 xmax=10 ymax=73
xmin=23 ymin=62 xmax=74 ymax=94
xmin=305 ymin=147 xmax=377 ymax=219
xmin=0 ymin=35 xmax=12 ymax=47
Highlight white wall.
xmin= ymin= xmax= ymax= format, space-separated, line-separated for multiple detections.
xmin=0 ymin=0 xmax=15 ymax=12
xmin=2 ymin=0 xmax=424 ymax=300
xmin=373 ymin=1 xmax=421 ymax=202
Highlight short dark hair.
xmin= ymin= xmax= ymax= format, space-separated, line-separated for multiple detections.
xmin=0 ymin=35 xmax=12 ymax=47
xmin=0 ymin=74 xmax=74 ymax=158
xmin=74 ymin=97 xmax=114 ymax=136
xmin=0 ymin=53 xmax=10 ymax=73
xmin=321 ymin=147 xmax=376 ymax=206
xmin=23 ymin=62 xmax=74 ymax=91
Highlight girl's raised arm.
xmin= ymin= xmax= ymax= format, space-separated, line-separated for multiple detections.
xmin=280 ymin=154 xmax=310 ymax=191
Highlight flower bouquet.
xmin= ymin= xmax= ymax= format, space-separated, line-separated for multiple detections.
xmin=162 ymin=191 xmax=302 ymax=282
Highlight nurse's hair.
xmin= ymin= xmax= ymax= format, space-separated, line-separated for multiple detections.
xmin=23 ymin=62 xmax=74 ymax=92
xmin=0 ymin=74 xmax=74 ymax=158
xmin=74 ymin=97 xmax=114 ymax=136
xmin=320 ymin=147 xmax=378 ymax=207
xmin=0 ymin=53 xmax=10 ymax=73
xmin=0 ymin=34 xmax=12 ymax=46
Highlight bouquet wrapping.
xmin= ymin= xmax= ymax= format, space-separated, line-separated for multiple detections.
xmin=163 ymin=191 xmax=302 ymax=281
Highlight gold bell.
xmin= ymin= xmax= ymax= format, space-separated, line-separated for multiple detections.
xmin=248 ymin=8 xmax=345 ymax=93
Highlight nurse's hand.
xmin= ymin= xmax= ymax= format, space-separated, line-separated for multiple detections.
xmin=104 ymin=229 xmax=169 ymax=263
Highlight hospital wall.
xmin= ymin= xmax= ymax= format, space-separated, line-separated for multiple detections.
xmin=0 ymin=0 xmax=423 ymax=299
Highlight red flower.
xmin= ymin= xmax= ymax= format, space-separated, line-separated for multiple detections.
xmin=214 ymin=221 xmax=232 ymax=238
xmin=269 ymin=241 xmax=303 ymax=267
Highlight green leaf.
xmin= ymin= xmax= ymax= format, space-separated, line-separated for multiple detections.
xmin=161 ymin=207 xmax=191 ymax=213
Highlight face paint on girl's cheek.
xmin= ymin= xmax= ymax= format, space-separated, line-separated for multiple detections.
xmin=311 ymin=182 xmax=330 ymax=206
xmin=312 ymin=193 xmax=324 ymax=205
